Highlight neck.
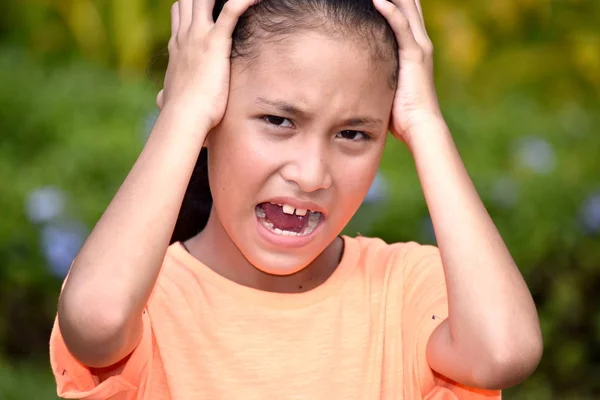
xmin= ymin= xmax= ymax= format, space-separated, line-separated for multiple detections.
xmin=184 ymin=207 xmax=343 ymax=293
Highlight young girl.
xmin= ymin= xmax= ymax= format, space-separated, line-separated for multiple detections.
xmin=50 ymin=0 xmax=543 ymax=398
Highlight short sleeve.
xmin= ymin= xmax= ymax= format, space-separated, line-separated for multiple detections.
xmin=49 ymin=309 xmax=152 ymax=399
xmin=401 ymin=244 xmax=501 ymax=399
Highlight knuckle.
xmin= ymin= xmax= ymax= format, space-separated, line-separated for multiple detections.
xmin=222 ymin=0 xmax=244 ymax=18
xmin=205 ymin=32 xmax=218 ymax=47
xmin=208 ymin=27 xmax=226 ymax=40
xmin=221 ymin=1 xmax=235 ymax=16
xmin=398 ymin=19 xmax=410 ymax=32
xmin=189 ymin=26 xmax=205 ymax=41
xmin=197 ymin=22 xmax=214 ymax=37
xmin=422 ymin=40 xmax=434 ymax=55
xmin=202 ymin=37 xmax=215 ymax=53
xmin=168 ymin=37 xmax=178 ymax=52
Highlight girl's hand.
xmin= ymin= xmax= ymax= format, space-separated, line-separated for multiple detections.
xmin=373 ymin=0 xmax=444 ymax=147
xmin=156 ymin=0 xmax=257 ymax=129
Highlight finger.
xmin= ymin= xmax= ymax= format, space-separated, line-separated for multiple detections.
xmin=373 ymin=0 xmax=421 ymax=56
xmin=411 ymin=0 xmax=434 ymax=55
xmin=193 ymin=0 xmax=216 ymax=25
xmin=212 ymin=0 xmax=258 ymax=39
xmin=178 ymin=0 xmax=193 ymax=34
xmin=415 ymin=0 xmax=424 ymax=21
xmin=390 ymin=0 xmax=429 ymax=47
xmin=171 ymin=2 xmax=180 ymax=38
xmin=413 ymin=0 xmax=432 ymax=44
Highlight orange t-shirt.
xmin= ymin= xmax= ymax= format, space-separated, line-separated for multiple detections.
xmin=50 ymin=236 xmax=501 ymax=399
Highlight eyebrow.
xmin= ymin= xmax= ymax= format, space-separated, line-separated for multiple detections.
xmin=255 ymin=97 xmax=384 ymax=127
xmin=256 ymin=97 xmax=309 ymax=119
xmin=343 ymin=116 xmax=384 ymax=128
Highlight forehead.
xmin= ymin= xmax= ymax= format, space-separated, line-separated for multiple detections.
xmin=230 ymin=31 xmax=395 ymax=116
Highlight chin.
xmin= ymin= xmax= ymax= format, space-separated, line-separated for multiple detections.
xmin=247 ymin=251 xmax=314 ymax=276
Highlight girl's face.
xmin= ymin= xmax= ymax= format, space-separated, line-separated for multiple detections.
xmin=206 ymin=30 xmax=396 ymax=275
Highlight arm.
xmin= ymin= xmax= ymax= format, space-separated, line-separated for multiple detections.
xmin=414 ymin=123 xmax=542 ymax=390
xmin=57 ymin=0 xmax=257 ymax=369
xmin=58 ymin=107 xmax=209 ymax=368
xmin=373 ymin=0 xmax=542 ymax=389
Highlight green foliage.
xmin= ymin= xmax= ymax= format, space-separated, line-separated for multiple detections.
xmin=0 ymin=361 xmax=57 ymax=399
xmin=0 ymin=48 xmax=155 ymax=369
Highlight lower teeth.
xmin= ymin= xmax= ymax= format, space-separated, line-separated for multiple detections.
xmin=256 ymin=207 xmax=321 ymax=237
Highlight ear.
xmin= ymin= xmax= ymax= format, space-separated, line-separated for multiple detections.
xmin=156 ymin=89 xmax=164 ymax=110
xmin=202 ymin=128 xmax=213 ymax=149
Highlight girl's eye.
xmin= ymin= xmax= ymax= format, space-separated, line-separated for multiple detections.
xmin=263 ymin=115 xmax=294 ymax=128
xmin=336 ymin=130 xmax=370 ymax=141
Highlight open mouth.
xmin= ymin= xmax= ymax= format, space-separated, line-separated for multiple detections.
xmin=255 ymin=202 xmax=323 ymax=237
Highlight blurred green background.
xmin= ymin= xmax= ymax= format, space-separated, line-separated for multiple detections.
xmin=0 ymin=0 xmax=599 ymax=398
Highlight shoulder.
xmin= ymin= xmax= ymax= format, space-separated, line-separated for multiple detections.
xmin=144 ymin=242 xmax=206 ymax=308
xmin=344 ymin=235 xmax=446 ymax=304
xmin=345 ymin=235 xmax=442 ymax=277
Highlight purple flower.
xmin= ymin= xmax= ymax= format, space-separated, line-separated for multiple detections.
xmin=515 ymin=136 xmax=556 ymax=175
xmin=25 ymin=186 xmax=65 ymax=224
xmin=363 ymin=171 xmax=388 ymax=204
xmin=581 ymin=192 xmax=600 ymax=235
xmin=41 ymin=221 xmax=87 ymax=278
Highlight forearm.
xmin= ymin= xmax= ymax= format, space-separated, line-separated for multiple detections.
xmin=59 ymin=106 xmax=210 ymax=366
xmin=410 ymin=123 xmax=542 ymax=387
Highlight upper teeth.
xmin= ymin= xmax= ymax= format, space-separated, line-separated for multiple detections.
xmin=279 ymin=203 xmax=308 ymax=216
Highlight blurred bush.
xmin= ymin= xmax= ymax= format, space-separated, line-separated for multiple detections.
xmin=0 ymin=48 xmax=154 ymax=361
xmin=0 ymin=360 xmax=56 ymax=399
xmin=0 ymin=0 xmax=599 ymax=398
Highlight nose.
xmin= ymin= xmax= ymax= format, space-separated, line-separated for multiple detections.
xmin=280 ymin=141 xmax=332 ymax=193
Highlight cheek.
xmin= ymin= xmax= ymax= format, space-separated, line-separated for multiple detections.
xmin=332 ymin=146 xmax=384 ymax=212
xmin=207 ymin=122 xmax=272 ymax=203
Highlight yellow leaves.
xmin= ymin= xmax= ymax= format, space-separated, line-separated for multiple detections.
xmin=14 ymin=0 xmax=600 ymax=93
xmin=517 ymin=0 xmax=551 ymax=11
xmin=24 ymin=0 xmax=107 ymax=59
xmin=486 ymin=0 xmax=551 ymax=33
xmin=63 ymin=0 xmax=108 ymax=62
xmin=110 ymin=0 xmax=152 ymax=75
xmin=429 ymin=4 xmax=487 ymax=78
xmin=30 ymin=18 xmax=68 ymax=55
xmin=571 ymin=32 xmax=600 ymax=88
xmin=24 ymin=0 xmax=153 ymax=74
xmin=487 ymin=0 xmax=520 ymax=33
